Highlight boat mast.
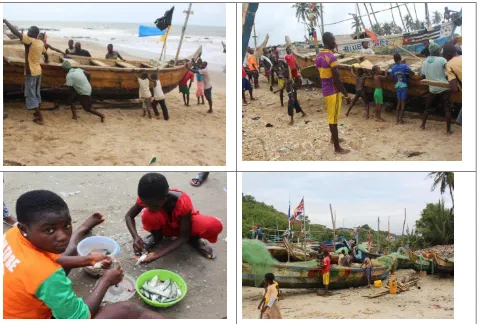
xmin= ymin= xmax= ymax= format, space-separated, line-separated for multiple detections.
xmin=174 ymin=3 xmax=193 ymax=65
xmin=404 ymin=3 xmax=415 ymax=26
xmin=413 ymin=3 xmax=419 ymax=22
xmin=425 ymin=3 xmax=431 ymax=29
xmin=390 ymin=4 xmax=397 ymax=27
xmin=319 ymin=3 xmax=324 ymax=37
xmin=369 ymin=3 xmax=379 ymax=26
xmin=363 ymin=3 xmax=374 ymax=29
xmin=356 ymin=4 xmax=366 ymax=29
xmin=252 ymin=23 xmax=258 ymax=61
xmin=396 ymin=3 xmax=407 ymax=31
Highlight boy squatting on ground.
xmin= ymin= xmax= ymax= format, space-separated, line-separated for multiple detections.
xmin=3 ymin=190 xmax=166 ymax=319
xmin=124 ymin=173 xmax=223 ymax=263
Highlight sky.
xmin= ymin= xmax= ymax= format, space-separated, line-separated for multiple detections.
xmin=242 ymin=172 xmax=453 ymax=234
xmin=4 ymin=3 xmax=225 ymax=27
xmin=250 ymin=3 xmax=464 ymax=45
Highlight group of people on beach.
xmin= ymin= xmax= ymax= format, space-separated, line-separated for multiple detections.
xmin=242 ymin=30 xmax=462 ymax=155
xmin=3 ymin=19 xmax=215 ymax=125
xmin=3 ymin=172 xmax=223 ymax=319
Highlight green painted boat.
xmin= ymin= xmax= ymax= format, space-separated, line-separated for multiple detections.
xmin=242 ymin=261 xmax=390 ymax=289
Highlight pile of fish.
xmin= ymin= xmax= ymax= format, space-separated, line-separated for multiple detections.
xmin=140 ymin=275 xmax=182 ymax=303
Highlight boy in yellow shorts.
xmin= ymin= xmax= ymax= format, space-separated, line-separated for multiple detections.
xmin=314 ymin=32 xmax=351 ymax=154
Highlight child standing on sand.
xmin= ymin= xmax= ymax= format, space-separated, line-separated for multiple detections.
xmin=273 ymin=61 xmax=289 ymax=107
xmin=346 ymin=66 xmax=372 ymax=119
xmin=195 ymin=67 xmax=205 ymax=105
xmin=149 ymin=73 xmax=169 ymax=121
xmin=260 ymin=273 xmax=282 ymax=319
xmin=390 ymin=53 xmax=413 ymax=124
xmin=274 ymin=62 xmax=306 ymax=125
xmin=125 ymin=173 xmax=223 ymax=263
xmin=134 ymin=72 xmax=153 ymax=118
xmin=372 ymin=65 xmax=389 ymax=122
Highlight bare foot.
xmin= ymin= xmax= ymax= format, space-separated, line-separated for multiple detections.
xmin=80 ymin=212 xmax=105 ymax=232
xmin=420 ymin=125 xmax=426 ymax=130
xmin=301 ymin=112 xmax=306 ymax=117
xmin=100 ymin=115 xmax=105 ymax=123
xmin=398 ymin=120 xmax=406 ymax=124
xmin=250 ymin=98 xmax=256 ymax=101
xmin=72 ymin=116 xmax=78 ymax=120
xmin=375 ymin=118 xmax=386 ymax=122
xmin=33 ymin=119 xmax=44 ymax=125
xmin=446 ymin=130 xmax=453 ymax=135
xmin=207 ymin=109 xmax=213 ymax=113
xmin=334 ymin=148 xmax=350 ymax=154
xmin=288 ymin=120 xmax=294 ymax=125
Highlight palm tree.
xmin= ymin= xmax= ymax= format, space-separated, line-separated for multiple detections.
xmin=427 ymin=172 xmax=454 ymax=206
xmin=432 ymin=10 xmax=442 ymax=24
xmin=391 ymin=23 xmax=403 ymax=34
xmin=382 ymin=22 xmax=393 ymax=35
xmin=351 ymin=14 xmax=362 ymax=35
xmin=371 ymin=23 xmax=384 ymax=36
xmin=292 ymin=3 xmax=310 ymax=39
xmin=404 ymin=14 xmax=414 ymax=32
xmin=416 ymin=200 xmax=454 ymax=245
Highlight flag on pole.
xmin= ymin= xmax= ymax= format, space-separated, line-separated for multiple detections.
xmin=155 ymin=7 xmax=175 ymax=31
xmin=364 ymin=28 xmax=379 ymax=45
xmin=288 ymin=201 xmax=292 ymax=220
xmin=292 ymin=198 xmax=304 ymax=220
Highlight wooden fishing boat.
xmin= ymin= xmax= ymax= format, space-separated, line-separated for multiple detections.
xmin=3 ymin=45 xmax=202 ymax=101
xmin=392 ymin=248 xmax=413 ymax=269
xmin=254 ymin=34 xmax=269 ymax=57
xmin=407 ymin=250 xmax=434 ymax=274
xmin=242 ymin=261 xmax=390 ymax=289
xmin=434 ymin=255 xmax=454 ymax=274
xmin=298 ymin=54 xmax=461 ymax=104
xmin=286 ymin=10 xmax=461 ymax=56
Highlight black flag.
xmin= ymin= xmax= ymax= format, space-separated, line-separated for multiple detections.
xmin=155 ymin=7 xmax=175 ymax=31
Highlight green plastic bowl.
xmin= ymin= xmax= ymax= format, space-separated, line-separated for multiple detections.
xmin=136 ymin=269 xmax=187 ymax=308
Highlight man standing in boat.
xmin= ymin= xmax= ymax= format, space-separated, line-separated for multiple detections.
xmin=73 ymin=42 xmax=91 ymax=57
xmin=61 ymin=61 xmax=105 ymax=122
xmin=359 ymin=41 xmax=375 ymax=55
xmin=315 ymin=32 xmax=351 ymax=155
xmin=105 ymin=44 xmax=126 ymax=61
xmin=3 ymin=19 xmax=48 ymax=125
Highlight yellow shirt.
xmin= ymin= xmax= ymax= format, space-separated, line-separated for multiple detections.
xmin=446 ymin=56 xmax=462 ymax=91
xmin=265 ymin=282 xmax=278 ymax=304
xmin=21 ymin=34 xmax=46 ymax=76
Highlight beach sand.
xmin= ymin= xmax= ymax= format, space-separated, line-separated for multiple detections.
xmin=242 ymin=269 xmax=453 ymax=319
xmin=242 ymin=76 xmax=462 ymax=161
xmin=3 ymin=172 xmax=227 ymax=319
xmin=4 ymin=37 xmax=226 ymax=166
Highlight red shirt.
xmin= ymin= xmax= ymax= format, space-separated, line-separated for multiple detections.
xmin=179 ymin=71 xmax=194 ymax=86
xmin=322 ymin=256 xmax=331 ymax=274
xmin=284 ymin=53 xmax=296 ymax=69
xmin=242 ymin=66 xmax=246 ymax=78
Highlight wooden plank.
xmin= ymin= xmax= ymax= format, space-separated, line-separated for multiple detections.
xmin=61 ymin=57 xmax=80 ymax=66
xmin=90 ymin=59 xmax=110 ymax=67
xmin=420 ymin=79 xmax=450 ymax=89
xmin=116 ymin=61 xmax=137 ymax=68
xmin=140 ymin=63 xmax=155 ymax=68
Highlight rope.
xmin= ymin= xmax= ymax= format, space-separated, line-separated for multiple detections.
xmin=322 ymin=4 xmax=409 ymax=27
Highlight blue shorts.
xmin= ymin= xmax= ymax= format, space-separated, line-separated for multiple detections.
xmin=242 ymin=78 xmax=252 ymax=92
xmin=204 ymin=87 xmax=212 ymax=101
xmin=365 ymin=267 xmax=372 ymax=279
xmin=25 ymin=75 xmax=42 ymax=109
xmin=396 ymin=87 xmax=407 ymax=101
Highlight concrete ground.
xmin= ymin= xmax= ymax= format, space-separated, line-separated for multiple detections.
xmin=3 ymin=172 xmax=227 ymax=319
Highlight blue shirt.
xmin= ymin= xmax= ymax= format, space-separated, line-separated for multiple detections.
xmin=390 ymin=63 xmax=412 ymax=89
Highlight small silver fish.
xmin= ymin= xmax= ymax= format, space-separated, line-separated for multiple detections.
xmin=149 ymin=275 xmax=158 ymax=287
xmin=93 ymin=261 xmax=103 ymax=269
xmin=135 ymin=253 xmax=148 ymax=266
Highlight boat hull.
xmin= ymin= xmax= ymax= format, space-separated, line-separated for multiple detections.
xmin=242 ymin=262 xmax=389 ymax=289
xmin=434 ymin=257 xmax=454 ymax=274
xmin=3 ymin=46 xmax=202 ymax=101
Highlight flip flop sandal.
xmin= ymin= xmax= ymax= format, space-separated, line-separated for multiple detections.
xmin=190 ymin=172 xmax=208 ymax=187
xmin=192 ymin=238 xmax=216 ymax=259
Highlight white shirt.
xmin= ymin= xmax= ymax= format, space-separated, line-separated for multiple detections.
xmin=199 ymin=67 xmax=212 ymax=90
xmin=359 ymin=48 xmax=375 ymax=55
xmin=152 ymin=79 xmax=165 ymax=100
xmin=138 ymin=78 xmax=151 ymax=98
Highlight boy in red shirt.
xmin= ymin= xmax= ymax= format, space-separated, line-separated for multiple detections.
xmin=318 ymin=250 xmax=331 ymax=296
xmin=179 ymin=70 xmax=195 ymax=106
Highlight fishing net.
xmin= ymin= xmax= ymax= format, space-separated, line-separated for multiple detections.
xmin=242 ymin=240 xmax=278 ymax=286
xmin=335 ymin=247 xmax=349 ymax=254
xmin=377 ymin=255 xmax=397 ymax=271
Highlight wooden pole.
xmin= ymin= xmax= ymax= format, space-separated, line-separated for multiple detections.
xmin=363 ymin=3 xmax=374 ymax=29
xmin=402 ymin=208 xmax=407 ymax=236
xmin=396 ymin=3 xmax=406 ymax=31
xmin=174 ymin=3 xmax=193 ymax=65
xmin=160 ymin=26 xmax=171 ymax=60
xmin=329 ymin=204 xmax=335 ymax=236
xmin=404 ymin=3 xmax=415 ymax=27
xmin=390 ymin=4 xmax=397 ymax=27
xmin=369 ymin=3 xmax=379 ymax=26
xmin=413 ymin=3 xmax=419 ymax=22
xmin=356 ymin=4 xmax=366 ymax=30
xmin=425 ymin=3 xmax=431 ymax=28
xmin=252 ymin=23 xmax=258 ymax=61
xmin=319 ymin=3 xmax=324 ymax=36
xmin=377 ymin=217 xmax=380 ymax=247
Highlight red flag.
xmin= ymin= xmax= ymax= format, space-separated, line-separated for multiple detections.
xmin=364 ymin=28 xmax=379 ymax=45
xmin=311 ymin=3 xmax=316 ymax=8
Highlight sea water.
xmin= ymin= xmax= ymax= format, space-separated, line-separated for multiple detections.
xmin=12 ymin=21 xmax=226 ymax=72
